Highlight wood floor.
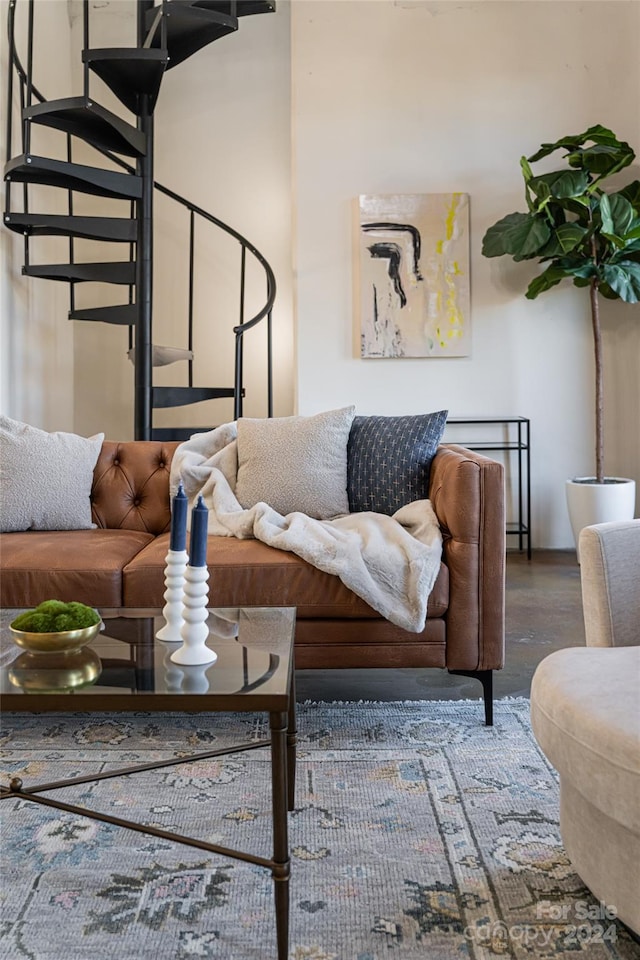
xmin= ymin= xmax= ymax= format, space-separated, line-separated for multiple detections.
xmin=295 ymin=550 xmax=584 ymax=703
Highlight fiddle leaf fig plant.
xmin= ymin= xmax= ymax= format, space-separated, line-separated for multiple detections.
xmin=482 ymin=125 xmax=640 ymax=483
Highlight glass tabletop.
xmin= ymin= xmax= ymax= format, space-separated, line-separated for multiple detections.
xmin=0 ymin=607 xmax=296 ymax=712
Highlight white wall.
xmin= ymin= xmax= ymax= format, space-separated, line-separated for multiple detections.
xmin=152 ymin=0 xmax=293 ymax=428
xmin=291 ymin=0 xmax=640 ymax=547
xmin=1 ymin=0 xmax=76 ymax=430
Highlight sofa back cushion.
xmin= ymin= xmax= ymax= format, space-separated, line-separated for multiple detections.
xmin=0 ymin=416 xmax=104 ymax=532
xmin=236 ymin=406 xmax=356 ymax=519
xmin=347 ymin=411 xmax=448 ymax=515
xmin=91 ymin=440 xmax=179 ymax=534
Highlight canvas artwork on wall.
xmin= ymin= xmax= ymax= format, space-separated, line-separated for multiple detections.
xmin=358 ymin=193 xmax=471 ymax=358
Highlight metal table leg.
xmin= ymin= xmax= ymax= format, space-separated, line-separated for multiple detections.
xmin=287 ymin=669 xmax=297 ymax=811
xmin=270 ymin=710 xmax=290 ymax=960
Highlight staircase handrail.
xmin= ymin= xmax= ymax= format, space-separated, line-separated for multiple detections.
xmin=6 ymin=0 xmax=276 ymax=408
xmin=152 ymin=180 xmax=276 ymax=334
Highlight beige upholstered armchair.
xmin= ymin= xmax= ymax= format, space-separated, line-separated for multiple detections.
xmin=531 ymin=520 xmax=640 ymax=935
xmin=579 ymin=520 xmax=640 ymax=648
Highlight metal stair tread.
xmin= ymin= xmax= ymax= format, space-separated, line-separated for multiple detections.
xmin=24 ymin=261 xmax=136 ymax=284
xmin=4 ymin=155 xmax=142 ymax=201
xmin=4 ymin=212 xmax=136 ymax=242
xmin=179 ymin=1 xmax=276 ymax=16
xmin=24 ymin=97 xmax=146 ymax=157
xmin=145 ymin=3 xmax=238 ymax=69
xmin=128 ymin=344 xmax=194 ymax=366
xmin=69 ymin=305 xmax=137 ymax=325
xmin=151 ymin=427 xmax=215 ymax=441
xmin=152 ymin=385 xmax=237 ymax=407
xmin=83 ymin=48 xmax=168 ymax=115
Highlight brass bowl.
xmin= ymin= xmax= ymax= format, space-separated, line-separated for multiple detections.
xmin=8 ymin=648 xmax=102 ymax=693
xmin=9 ymin=621 xmax=102 ymax=653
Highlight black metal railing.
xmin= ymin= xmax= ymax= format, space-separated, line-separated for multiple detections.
xmin=5 ymin=0 xmax=275 ymax=430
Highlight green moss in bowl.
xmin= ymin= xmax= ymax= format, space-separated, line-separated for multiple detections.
xmin=11 ymin=600 xmax=101 ymax=633
xmin=10 ymin=601 xmax=102 ymax=653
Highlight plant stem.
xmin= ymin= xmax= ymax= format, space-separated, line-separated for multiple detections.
xmin=589 ymin=278 xmax=604 ymax=483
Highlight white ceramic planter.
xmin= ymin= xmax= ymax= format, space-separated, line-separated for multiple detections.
xmin=566 ymin=477 xmax=636 ymax=558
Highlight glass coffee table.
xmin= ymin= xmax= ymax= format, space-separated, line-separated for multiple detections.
xmin=0 ymin=606 xmax=297 ymax=960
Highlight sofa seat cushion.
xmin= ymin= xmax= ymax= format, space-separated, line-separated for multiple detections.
xmin=0 ymin=530 xmax=155 ymax=608
xmin=124 ymin=533 xmax=449 ymax=619
xmin=531 ymin=646 xmax=640 ymax=836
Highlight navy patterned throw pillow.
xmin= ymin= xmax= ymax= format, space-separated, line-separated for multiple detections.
xmin=347 ymin=411 xmax=448 ymax=515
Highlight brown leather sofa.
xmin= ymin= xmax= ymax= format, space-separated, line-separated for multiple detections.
xmin=0 ymin=439 xmax=505 ymax=722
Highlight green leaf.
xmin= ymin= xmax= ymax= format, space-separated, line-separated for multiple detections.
xmin=573 ymin=276 xmax=592 ymax=288
xmin=528 ymin=125 xmax=628 ymax=164
xmin=561 ymin=197 xmax=592 ymax=222
xmin=619 ymin=180 xmax=640 ymax=213
xmin=554 ymin=222 xmax=587 ymax=253
xmin=524 ymin=256 xmax=594 ymax=297
xmin=602 ymin=233 xmax=627 ymax=251
xmin=535 ymin=180 xmax=552 ymax=202
xmin=525 ymin=265 xmax=566 ymax=299
xmin=568 ymin=143 xmax=634 ymax=177
xmin=607 ymin=193 xmax=635 ymax=235
xmin=519 ymin=156 xmax=535 ymax=212
xmin=617 ymin=238 xmax=640 ymax=254
xmin=528 ymin=137 xmax=583 ymax=164
xmin=623 ymin=221 xmax=640 ymax=241
xmin=482 ymin=212 xmax=550 ymax=259
xmin=577 ymin=125 xmax=622 ymax=145
xmin=536 ymin=233 xmax=565 ymax=260
xmin=520 ymin=156 xmax=534 ymax=182
xmin=599 ymin=195 xmax=637 ymax=249
xmin=599 ymin=193 xmax=614 ymax=234
xmin=555 ymin=256 xmax=597 ymax=279
xmin=598 ymin=282 xmax=619 ymax=300
xmin=610 ymin=242 xmax=640 ymax=264
xmin=529 ymin=169 xmax=589 ymax=200
xmin=601 ymin=262 xmax=640 ymax=302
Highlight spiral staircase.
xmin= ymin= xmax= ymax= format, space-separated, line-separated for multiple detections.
xmin=3 ymin=0 xmax=276 ymax=440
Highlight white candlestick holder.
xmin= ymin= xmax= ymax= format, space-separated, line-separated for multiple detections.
xmin=170 ymin=565 xmax=217 ymax=666
xmin=156 ymin=549 xmax=189 ymax=643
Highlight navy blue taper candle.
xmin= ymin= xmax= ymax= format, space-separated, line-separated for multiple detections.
xmin=169 ymin=483 xmax=188 ymax=551
xmin=189 ymin=495 xmax=209 ymax=567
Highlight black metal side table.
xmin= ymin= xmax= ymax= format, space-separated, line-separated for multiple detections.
xmin=444 ymin=416 xmax=531 ymax=559
xmin=0 ymin=606 xmax=297 ymax=960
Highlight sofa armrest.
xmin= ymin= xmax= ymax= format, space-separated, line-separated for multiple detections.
xmin=429 ymin=444 xmax=505 ymax=670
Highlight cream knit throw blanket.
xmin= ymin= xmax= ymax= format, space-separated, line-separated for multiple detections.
xmin=171 ymin=423 xmax=442 ymax=632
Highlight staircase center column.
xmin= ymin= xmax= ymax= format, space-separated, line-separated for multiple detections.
xmin=135 ymin=103 xmax=153 ymax=441
xmin=135 ymin=0 xmax=155 ymax=441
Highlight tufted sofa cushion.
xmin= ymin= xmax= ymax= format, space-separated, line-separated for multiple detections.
xmin=91 ymin=440 xmax=180 ymax=534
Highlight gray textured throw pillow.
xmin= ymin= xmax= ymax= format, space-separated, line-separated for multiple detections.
xmin=347 ymin=410 xmax=448 ymax=515
xmin=0 ymin=416 xmax=104 ymax=532
xmin=236 ymin=406 xmax=356 ymax=518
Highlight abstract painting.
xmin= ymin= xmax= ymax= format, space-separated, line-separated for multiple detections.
xmin=358 ymin=193 xmax=470 ymax=358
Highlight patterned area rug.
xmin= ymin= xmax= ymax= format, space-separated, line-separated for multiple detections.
xmin=1 ymin=699 xmax=638 ymax=960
